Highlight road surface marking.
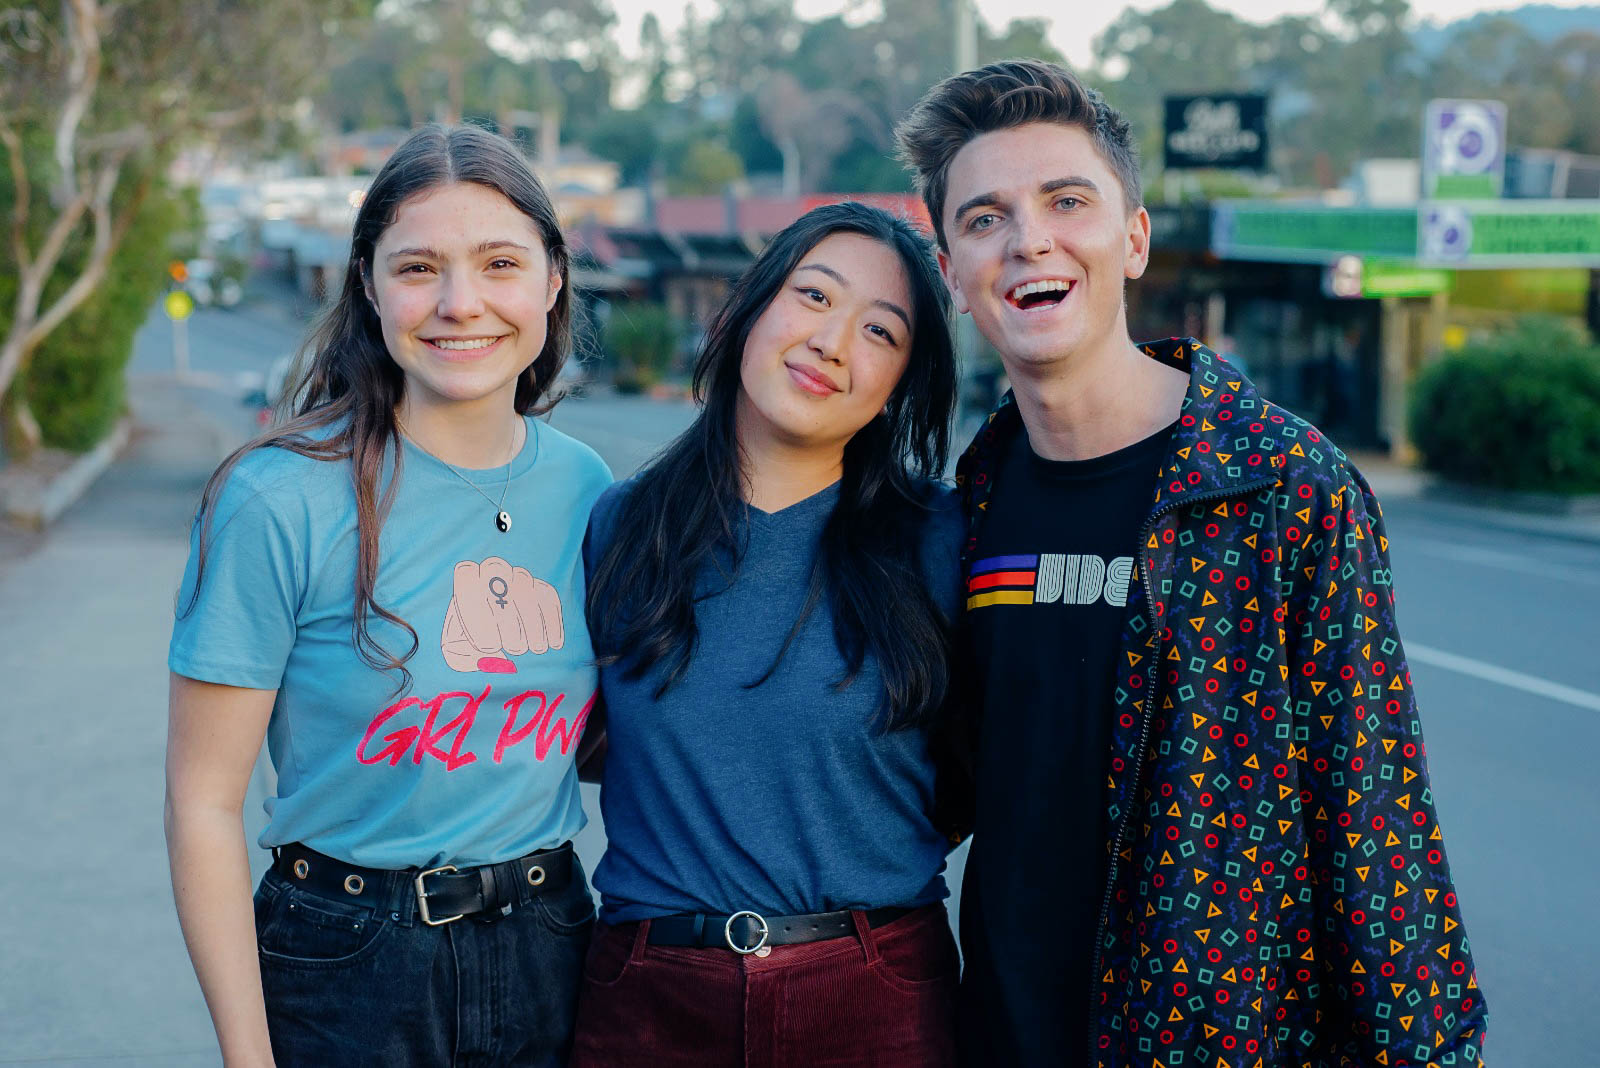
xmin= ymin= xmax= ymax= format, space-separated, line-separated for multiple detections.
xmin=1405 ymin=540 xmax=1600 ymax=587
xmin=1407 ymin=642 xmax=1600 ymax=713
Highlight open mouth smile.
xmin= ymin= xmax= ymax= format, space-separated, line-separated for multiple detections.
xmin=1005 ymin=279 xmax=1075 ymax=310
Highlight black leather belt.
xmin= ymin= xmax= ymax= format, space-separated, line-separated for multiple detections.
xmin=273 ymin=841 xmax=573 ymax=926
xmin=646 ymin=905 xmax=915 ymax=955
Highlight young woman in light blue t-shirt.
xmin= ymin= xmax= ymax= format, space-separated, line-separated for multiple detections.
xmin=165 ymin=125 xmax=610 ymax=1066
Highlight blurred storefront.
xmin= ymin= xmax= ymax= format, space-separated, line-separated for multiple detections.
xmin=1197 ymin=200 xmax=1600 ymax=455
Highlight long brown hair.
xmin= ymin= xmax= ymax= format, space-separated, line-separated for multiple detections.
xmin=586 ymin=203 xmax=958 ymax=731
xmin=181 ymin=124 xmax=572 ymax=690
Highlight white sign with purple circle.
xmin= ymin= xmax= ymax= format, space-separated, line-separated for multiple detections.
xmin=1420 ymin=205 xmax=1474 ymax=263
xmin=1422 ymin=99 xmax=1506 ymax=199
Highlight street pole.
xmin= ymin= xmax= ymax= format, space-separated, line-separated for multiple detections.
xmin=954 ymin=0 xmax=976 ymax=73
xmin=173 ymin=315 xmax=189 ymax=381
xmin=164 ymin=287 xmax=195 ymax=381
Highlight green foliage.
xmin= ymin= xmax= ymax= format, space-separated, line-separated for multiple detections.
xmin=672 ymin=0 xmax=1068 ymax=190
xmin=979 ymin=16 xmax=1066 ymax=66
xmin=0 ymin=0 xmax=368 ymax=445
xmin=1409 ymin=318 xmax=1600 ymax=495
xmin=604 ymin=303 xmax=681 ymax=393
xmin=730 ymin=95 xmax=786 ymax=176
xmin=0 ymin=112 xmax=189 ymax=451
xmin=824 ymin=140 xmax=913 ymax=193
xmin=584 ymin=107 xmax=666 ymax=186
xmin=667 ymin=139 xmax=745 ymax=195
xmin=318 ymin=0 xmax=616 ymax=132
xmin=7 ymin=166 xmax=187 ymax=451
xmin=299 ymin=0 xmax=1600 ymax=196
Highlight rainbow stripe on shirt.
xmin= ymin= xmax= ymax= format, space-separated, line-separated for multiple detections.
xmin=966 ymin=554 xmax=1039 ymax=610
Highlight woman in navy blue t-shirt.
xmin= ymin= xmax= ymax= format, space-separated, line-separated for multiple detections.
xmin=574 ymin=202 xmax=965 ymax=1065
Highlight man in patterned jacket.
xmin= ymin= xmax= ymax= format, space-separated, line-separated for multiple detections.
xmin=896 ymin=61 xmax=1486 ymax=1067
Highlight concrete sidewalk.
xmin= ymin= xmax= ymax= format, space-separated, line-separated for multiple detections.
xmin=1349 ymin=449 xmax=1600 ymax=547
xmin=0 ymin=379 xmax=247 ymax=1067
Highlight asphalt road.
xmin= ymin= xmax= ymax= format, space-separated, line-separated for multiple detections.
xmin=0 ymin=297 xmax=1593 ymax=1064
xmin=1374 ymin=499 xmax=1599 ymax=1065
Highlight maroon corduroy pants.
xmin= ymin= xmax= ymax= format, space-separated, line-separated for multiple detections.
xmin=571 ymin=903 xmax=958 ymax=1067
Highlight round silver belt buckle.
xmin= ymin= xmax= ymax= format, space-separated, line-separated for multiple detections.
xmin=724 ymin=910 xmax=770 ymax=955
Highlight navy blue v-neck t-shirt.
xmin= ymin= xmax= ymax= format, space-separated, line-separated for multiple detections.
xmin=585 ymin=477 xmax=965 ymax=925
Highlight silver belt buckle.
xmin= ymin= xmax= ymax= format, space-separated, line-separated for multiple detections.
xmin=724 ymin=910 xmax=770 ymax=955
xmin=415 ymin=865 xmax=463 ymax=926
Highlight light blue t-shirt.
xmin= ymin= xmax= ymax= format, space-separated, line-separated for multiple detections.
xmin=169 ymin=417 xmax=612 ymax=869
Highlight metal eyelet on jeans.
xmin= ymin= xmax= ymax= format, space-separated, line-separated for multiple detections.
xmin=344 ymin=874 xmax=365 ymax=895
xmin=526 ymin=865 xmax=545 ymax=887
xmin=293 ymin=859 xmax=309 ymax=879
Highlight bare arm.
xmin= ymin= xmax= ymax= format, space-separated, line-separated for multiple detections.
xmin=164 ymin=673 xmax=277 ymax=1068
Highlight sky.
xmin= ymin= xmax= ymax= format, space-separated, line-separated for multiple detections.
xmin=608 ymin=0 xmax=1600 ymax=69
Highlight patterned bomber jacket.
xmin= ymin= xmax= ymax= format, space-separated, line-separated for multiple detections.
xmin=954 ymin=339 xmax=1487 ymax=1068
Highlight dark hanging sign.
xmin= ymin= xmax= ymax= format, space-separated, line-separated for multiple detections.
xmin=1164 ymin=94 xmax=1269 ymax=171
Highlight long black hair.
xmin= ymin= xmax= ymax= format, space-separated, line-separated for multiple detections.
xmin=183 ymin=124 xmax=572 ymax=691
xmin=586 ymin=201 xmax=958 ymax=731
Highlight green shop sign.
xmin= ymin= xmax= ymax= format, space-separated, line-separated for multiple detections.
xmin=1213 ymin=200 xmax=1600 ymax=268
xmin=1211 ymin=204 xmax=1417 ymax=262
xmin=1420 ymin=202 xmax=1600 ymax=266
xmin=1361 ymin=261 xmax=1452 ymax=297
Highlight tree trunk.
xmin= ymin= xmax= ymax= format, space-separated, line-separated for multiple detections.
xmin=1 ymin=392 xmax=43 ymax=458
xmin=445 ymin=55 xmax=464 ymax=124
xmin=0 ymin=331 xmax=40 ymax=457
xmin=780 ymin=137 xmax=800 ymax=197
xmin=0 ymin=311 xmax=40 ymax=426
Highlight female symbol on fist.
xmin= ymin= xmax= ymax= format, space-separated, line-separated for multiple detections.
xmin=441 ymin=556 xmax=565 ymax=673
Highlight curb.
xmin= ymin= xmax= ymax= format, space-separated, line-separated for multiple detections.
xmin=0 ymin=418 xmax=132 ymax=530
xmin=1384 ymin=492 xmax=1600 ymax=548
xmin=648 ymin=382 xmax=693 ymax=401
xmin=1413 ymin=478 xmax=1600 ymax=547
xmin=1424 ymin=480 xmax=1600 ymax=518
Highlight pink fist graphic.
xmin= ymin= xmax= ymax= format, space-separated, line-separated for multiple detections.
xmin=441 ymin=557 xmax=564 ymax=673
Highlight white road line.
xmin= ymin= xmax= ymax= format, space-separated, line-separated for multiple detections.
xmin=1404 ymin=540 xmax=1600 ymax=586
xmin=1407 ymin=642 xmax=1600 ymax=713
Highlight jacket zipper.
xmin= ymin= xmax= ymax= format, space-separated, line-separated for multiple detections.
xmin=1086 ymin=474 xmax=1280 ymax=1066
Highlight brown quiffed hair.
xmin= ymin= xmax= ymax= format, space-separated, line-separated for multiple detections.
xmin=895 ymin=59 xmax=1142 ymax=249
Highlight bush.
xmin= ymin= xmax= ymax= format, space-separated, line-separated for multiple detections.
xmin=604 ymin=302 xmax=681 ymax=394
xmin=0 ymin=139 xmax=187 ymax=452
xmin=1409 ymin=318 xmax=1600 ymax=494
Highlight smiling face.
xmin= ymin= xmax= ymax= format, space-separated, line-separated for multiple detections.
xmin=368 ymin=181 xmax=561 ymax=417
xmin=736 ymin=230 xmax=915 ymax=457
xmin=937 ymin=122 xmax=1150 ymax=376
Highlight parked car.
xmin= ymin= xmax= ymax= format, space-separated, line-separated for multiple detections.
xmin=243 ymin=353 xmax=297 ymax=427
xmin=185 ymin=258 xmax=243 ymax=308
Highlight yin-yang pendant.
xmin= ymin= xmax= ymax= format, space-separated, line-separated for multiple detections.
xmin=496 ymin=510 xmax=512 ymax=533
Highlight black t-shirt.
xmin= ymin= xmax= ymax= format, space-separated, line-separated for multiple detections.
xmin=957 ymin=419 xmax=1174 ymax=1067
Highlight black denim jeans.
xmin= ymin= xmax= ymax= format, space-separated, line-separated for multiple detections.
xmin=253 ymin=852 xmax=594 ymax=1067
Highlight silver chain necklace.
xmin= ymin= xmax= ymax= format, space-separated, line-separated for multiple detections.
xmin=402 ymin=418 xmax=524 ymax=533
